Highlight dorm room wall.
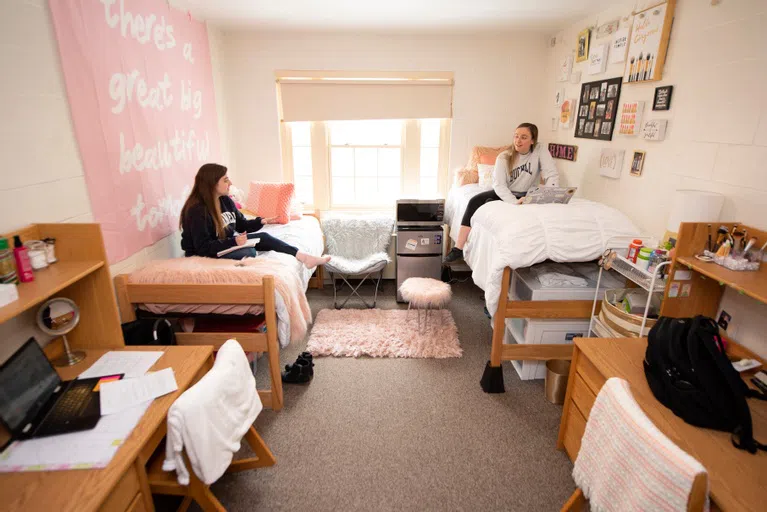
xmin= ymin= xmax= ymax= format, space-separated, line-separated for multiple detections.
xmin=216 ymin=30 xmax=549 ymax=185
xmin=541 ymin=0 xmax=767 ymax=356
xmin=0 ymin=1 xmax=230 ymax=362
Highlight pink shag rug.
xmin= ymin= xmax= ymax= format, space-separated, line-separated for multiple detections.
xmin=306 ymin=309 xmax=462 ymax=359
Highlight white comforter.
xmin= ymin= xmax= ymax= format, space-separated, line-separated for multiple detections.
xmin=445 ymin=183 xmax=493 ymax=242
xmin=464 ymin=198 xmax=639 ymax=317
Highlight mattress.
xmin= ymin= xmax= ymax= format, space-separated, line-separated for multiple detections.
xmin=462 ymin=198 xmax=639 ymax=318
xmin=137 ymin=215 xmax=324 ymax=319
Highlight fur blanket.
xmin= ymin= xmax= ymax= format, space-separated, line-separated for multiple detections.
xmin=129 ymin=256 xmax=312 ymax=346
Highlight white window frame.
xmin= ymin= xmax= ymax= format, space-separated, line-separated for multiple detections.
xmin=282 ymin=119 xmax=451 ymax=212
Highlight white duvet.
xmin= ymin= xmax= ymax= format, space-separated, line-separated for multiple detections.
xmin=445 ymin=183 xmax=493 ymax=242
xmin=463 ymin=198 xmax=639 ymax=318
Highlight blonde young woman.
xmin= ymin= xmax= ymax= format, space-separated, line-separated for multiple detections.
xmin=445 ymin=123 xmax=560 ymax=263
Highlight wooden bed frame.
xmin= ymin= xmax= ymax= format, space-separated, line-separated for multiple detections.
xmin=480 ymin=266 xmax=602 ymax=393
xmin=113 ymin=275 xmax=285 ymax=411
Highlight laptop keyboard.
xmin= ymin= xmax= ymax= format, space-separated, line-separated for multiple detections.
xmin=36 ymin=383 xmax=95 ymax=435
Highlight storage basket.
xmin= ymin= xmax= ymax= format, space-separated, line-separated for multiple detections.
xmin=600 ymin=289 xmax=661 ymax=337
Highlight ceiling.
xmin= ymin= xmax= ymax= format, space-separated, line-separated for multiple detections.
xmin=171 ymin=0 xmax=616 ymax=33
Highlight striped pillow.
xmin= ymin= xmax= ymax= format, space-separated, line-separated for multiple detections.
xmin=245 ymin=182 xmax=295 ymax=225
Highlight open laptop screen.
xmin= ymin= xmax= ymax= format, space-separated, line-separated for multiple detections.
xmin=0 ymin=338 xmax=61 ymax=432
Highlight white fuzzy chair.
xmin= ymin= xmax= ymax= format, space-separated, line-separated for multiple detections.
xmin=322 ymin=215 xmax=394 ymax=309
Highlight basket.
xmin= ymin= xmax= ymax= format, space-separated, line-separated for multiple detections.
xmin=600 ymin=289 xmax=661 ymax=337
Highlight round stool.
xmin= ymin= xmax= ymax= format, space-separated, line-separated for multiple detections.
xmin=399 ymin=277 xmax=452 ymax=332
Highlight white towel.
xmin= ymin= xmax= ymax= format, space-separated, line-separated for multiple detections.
xmin=163 ymin=339 xmax=263 ymax=485
xmin=573 ymin=378 xmax=708 ymax=512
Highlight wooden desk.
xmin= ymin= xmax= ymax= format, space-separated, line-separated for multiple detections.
xmin=0 ymin=345 xmax=214 ymax=512
xmin=558 ymin=337 xmax=767 ymax=511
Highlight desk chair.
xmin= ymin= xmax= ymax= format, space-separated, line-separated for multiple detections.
xmin=148 ymin=340 xmax=276 ymax=512
xmin=322 ymin=215 xmax=394 ymax=309
xmin=562 ymin=378 xmax=708 ymax=512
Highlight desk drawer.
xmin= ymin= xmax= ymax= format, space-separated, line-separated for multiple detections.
xmin=99 ymin=466 xmax=140 ymax=512
xmin=577 ymin=353 xmax=606 ymax=395
xmin=571 ymin=373 xmax=597 ymax=419
xmin=563 ymin=400 xmax=587 ymax=461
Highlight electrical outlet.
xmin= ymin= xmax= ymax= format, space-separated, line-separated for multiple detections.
xmin=718 ymin=310 xmax=731 ymax=330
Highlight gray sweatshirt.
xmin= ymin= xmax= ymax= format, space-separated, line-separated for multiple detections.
xmin=492 ymin=144 xmax=560 ymax=202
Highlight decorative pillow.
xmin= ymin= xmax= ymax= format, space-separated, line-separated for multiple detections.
xmin=467 ymin=145 xmax=512 ymax=172
xmin=455 ymin=168 xmax=478 ymax=187
xmin=477 ymin=163 xmax=494 ymax=189
xmin=229 ymin=184 xmax=246 ymax=209
xmin=245 ymin=182 xmax=295 ymax=225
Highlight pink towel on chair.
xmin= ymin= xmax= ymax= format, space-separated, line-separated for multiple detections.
xmin=573 ymin=378 xmax=708 ymax=512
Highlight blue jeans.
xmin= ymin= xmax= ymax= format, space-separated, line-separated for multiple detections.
xmin=219 ymin=232 xmax=299 ymax=260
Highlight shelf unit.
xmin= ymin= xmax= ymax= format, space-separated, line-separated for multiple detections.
xmin=588 ymin=236 xmax=670 ymax=337
xmin=0 ymin=224 xmax=123 ymax=350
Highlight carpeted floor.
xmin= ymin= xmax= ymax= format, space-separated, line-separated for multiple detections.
xmin=181 ymin=278 xmax=575 ymax=511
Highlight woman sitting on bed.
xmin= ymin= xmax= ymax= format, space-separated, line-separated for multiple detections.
xmin=445 ymin=123 xmax=559 ymax=263
xmin=180 ymin=163 xmax=331 ymax=269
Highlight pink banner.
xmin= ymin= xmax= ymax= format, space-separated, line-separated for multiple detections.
xmin=49 ymin=0 xmax=220 ymax=263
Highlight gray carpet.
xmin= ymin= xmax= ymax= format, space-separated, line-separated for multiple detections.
xmin=204 ymin=278 xmax=575 ymax=511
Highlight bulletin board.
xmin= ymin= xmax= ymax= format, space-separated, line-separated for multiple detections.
xmin=574 ymin=77 xmax=622 ymax=141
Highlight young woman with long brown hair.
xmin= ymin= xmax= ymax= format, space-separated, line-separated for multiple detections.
xmin=445 ymin=123 xmax=560 ymax=263
xmin=180 ymin=163 xmax=330 ymax=268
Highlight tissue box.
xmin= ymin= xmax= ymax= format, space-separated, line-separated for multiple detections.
xmin=0 ymin=283 xmax=19 ymax=307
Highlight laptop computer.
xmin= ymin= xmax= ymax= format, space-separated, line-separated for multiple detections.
xmin=521 ymin=186 xmax=577 ymax=205
xmin=0 ymin=338 xmax=102 ymax=448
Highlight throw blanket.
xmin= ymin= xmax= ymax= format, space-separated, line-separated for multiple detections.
xmin=574 ymin=378 xmax=708 ymax=512
xmin=463 ymin=198 xmax=639 ymax=317
xmin=129 ymin=256 xmax=312 ymax=347
xmin=164 ymin=339 xmax=262 ymax=485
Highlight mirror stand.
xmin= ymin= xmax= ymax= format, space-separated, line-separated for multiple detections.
xmin=52 ymin=334 xmax=86 ymax=367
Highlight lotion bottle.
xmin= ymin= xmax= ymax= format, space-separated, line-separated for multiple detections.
xmin=13 ymin=235 xmax=34 ymax=283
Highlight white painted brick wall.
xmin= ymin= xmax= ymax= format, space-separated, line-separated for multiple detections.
xmin=541 ymin=0 xmax=767 ymax=356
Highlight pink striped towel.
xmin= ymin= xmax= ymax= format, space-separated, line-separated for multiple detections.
xmin=573 ymin=378 xmax=708 ymax=512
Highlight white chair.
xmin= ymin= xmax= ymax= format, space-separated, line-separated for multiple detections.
xmin=149 ymin=339 xmax=275 ymax=511
xmin=322 ymin=215 xmax=394 ymax=308
xmin=562 ymin=378 xmax=708 ymax=512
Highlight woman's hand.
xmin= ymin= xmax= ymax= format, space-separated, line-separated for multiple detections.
xmin=517 ymin=197 xmax=525 ymax=205
xmin=235 ymin=233 xmax=248 ymax=246
xmin=261 ymin=216 xmax=278 ymax=224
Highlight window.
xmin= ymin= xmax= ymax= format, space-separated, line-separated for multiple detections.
xmin=285 ymin=118 xmax=451 ymax=210
xmin=328 ymin=120 xmax=402 ymax=207
xmin=419 ymin=119 xmax=441 ymax=198
xmin=290 ymin=122 xmax=313 ymax=205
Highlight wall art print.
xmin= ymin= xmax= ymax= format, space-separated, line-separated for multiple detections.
xmin=575 ymin=77 xmax=622 ymax=141
xmin=623 ymin=0 xmax=676 ymax=84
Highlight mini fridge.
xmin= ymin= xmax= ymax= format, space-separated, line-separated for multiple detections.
xmin=395 ymin=199 xmax=445 ymax=303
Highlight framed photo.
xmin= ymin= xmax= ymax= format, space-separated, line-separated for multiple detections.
xmin=653 ymin=85 xmax=674 ymax=110
xmin=624 ymin=1 xmax=676 ymax=83
xmin=576 ymin=28 xmax=590 ymax=62
xmin=575 ymin=77 xmax=622 ymax=141
xmin=630 ymin=150 xmax=646 ymax=177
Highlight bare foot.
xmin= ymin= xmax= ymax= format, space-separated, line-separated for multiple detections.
xmin=296 ymin=251 xmax=331 ymax=269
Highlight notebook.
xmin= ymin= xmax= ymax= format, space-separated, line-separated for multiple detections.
xmin=521 ymin=186 xmax=577 ymax=205
xmin=217 ymin=238 xmax=260 ymax=258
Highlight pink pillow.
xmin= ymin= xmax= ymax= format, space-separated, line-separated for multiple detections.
xmin=245 ymin=182 xmax=295 ymax=225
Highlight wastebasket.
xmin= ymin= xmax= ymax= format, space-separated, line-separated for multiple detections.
xmin=545 ymin=360 xmax=571 ymax=404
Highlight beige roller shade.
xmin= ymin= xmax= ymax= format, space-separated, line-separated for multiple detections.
xmin=277 ymin=71 xmax=453 ymax=122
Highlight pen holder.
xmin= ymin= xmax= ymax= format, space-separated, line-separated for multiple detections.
xmin=703 ymin=250 xmax=760 ymax=272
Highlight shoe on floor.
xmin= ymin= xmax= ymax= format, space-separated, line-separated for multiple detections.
xmin=444 ymin=247 xmax=463 ymax=263
xmin=281 ymin=359 xmax=313 ymax=384
xmin=296 ymin=352 xmax=314 ymax=377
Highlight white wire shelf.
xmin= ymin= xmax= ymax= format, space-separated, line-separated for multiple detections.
xmin=607 ymin=252 xmax=667 ymax=293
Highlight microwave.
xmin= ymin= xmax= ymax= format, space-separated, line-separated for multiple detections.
xmin=396 ymin=199 xmax=445 ymax=227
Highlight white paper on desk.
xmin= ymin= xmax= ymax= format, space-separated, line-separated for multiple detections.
xmin=99 ymin=368 xmax=178 ymax=415
xmin=0 ymin=402 xmax=150 ymax=471
xmin=77 ymin=351 xmax=163 ymax=379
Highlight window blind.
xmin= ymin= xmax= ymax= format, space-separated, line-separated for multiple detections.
xmin=277 ymin=72 xmax=453 ymax=122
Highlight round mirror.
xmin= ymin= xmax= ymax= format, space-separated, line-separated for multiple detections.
xmin=37 ymin=297 xmax=85 ymax=366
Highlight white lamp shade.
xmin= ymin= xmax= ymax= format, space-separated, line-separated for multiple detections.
xmin=666 ymin=190 xmax=724 ymax=233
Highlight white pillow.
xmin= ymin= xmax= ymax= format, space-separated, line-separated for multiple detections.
xmin=477 ymin=164 xmax=494 ymax=189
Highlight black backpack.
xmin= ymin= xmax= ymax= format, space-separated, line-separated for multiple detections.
xmin=121 ymin=318 xmax=176 ymax=346
xmin=644 ymin=315 xmax=766 ymax=453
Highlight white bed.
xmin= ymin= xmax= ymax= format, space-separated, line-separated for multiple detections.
xmin=445 ymin=186 xmax=639 ymax=317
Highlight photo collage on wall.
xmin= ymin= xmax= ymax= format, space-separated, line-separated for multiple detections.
xmin=574 ymin=77 xmax=622 ymax=141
